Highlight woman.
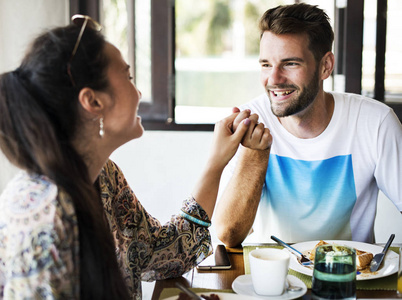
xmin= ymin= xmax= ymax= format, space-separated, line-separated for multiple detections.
xmin=0 ymin=16 xmax=271 ymax=299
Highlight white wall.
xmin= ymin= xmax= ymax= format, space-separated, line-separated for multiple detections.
xmin=375 ymin=192 xmax=402 ymax=243
xmin=0 ymin=0 xmax=69 ymax=72
xmin=0 ymin=0 xmax=69 ymax=191
xmin=110 ymin=131 xmax=214 ymax=225
xmin=0 ymin=0 xmax=400 ymax=247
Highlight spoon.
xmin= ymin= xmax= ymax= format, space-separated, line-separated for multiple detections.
xmin=287 ymin=279 xmax=303 ymax=292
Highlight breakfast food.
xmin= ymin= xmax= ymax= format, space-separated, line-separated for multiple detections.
xmin=355 ymin=249 xmax=374 ymax=271
xmin=309 ymin=240 xmax=327 ymax=262
xmin=177 ymin=292 xmax=220 ymax=299
xmin=308 ymin=240 xmax=373 ymax=271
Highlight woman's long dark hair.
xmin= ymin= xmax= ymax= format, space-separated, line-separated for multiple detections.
xmin=0 ymin=24 xmax=129 ymax=299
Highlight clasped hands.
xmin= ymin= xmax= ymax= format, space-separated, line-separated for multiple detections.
xmin=230 ymin=107 xmax=272 ymax=151
xmin=210 ymin=107 xmax=272 ymax=169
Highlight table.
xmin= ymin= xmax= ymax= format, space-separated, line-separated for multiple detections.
xmin=152 ymin=246 xmax=400 ymax=299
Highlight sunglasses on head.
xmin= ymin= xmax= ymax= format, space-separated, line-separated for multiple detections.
xmin=67 ymin=14 xmax=102 ymax=86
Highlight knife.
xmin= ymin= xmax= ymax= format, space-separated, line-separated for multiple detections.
xmin=271 ymin=235 xmax=313 ymax=266
xmin=370 ymin=233 xmax=395 ymax=272
xmin=175 ymin=282 xmax=205 ymax=300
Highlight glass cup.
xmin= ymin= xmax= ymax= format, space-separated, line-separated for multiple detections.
xmin=397 ymin=247 xmax=402 ymax=297
xmin=249 ymin=248 xmax=290 ymax=296
xmin=311 ymin=244 xmax=356 ymax=300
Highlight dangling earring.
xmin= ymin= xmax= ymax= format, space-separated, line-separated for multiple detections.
xmin=99 ymin=117 xmax=104 ymax=138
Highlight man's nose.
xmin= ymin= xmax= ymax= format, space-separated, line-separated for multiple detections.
xmin=268 ymin=66 xmax=286 ymax=86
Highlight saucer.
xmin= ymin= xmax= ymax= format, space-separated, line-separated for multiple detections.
xmin=232 ymin=274 xmax=307 ymax=299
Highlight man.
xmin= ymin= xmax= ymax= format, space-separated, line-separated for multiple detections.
xmin=214 ymin=3 xmax=402 ymax=247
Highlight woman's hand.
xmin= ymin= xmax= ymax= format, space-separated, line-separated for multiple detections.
xmin=231 ymin=107 xmax=272 ymax=151
xmin=191 ymin=110 xmax=251 ymax=217
xmin=192 ymin=108 xmax=271 ymax=217
xmin=208 ymin=110 xmax=252 ymax=169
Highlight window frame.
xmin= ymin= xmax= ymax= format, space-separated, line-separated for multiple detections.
xmin=70 ymin=0 xmax=214 ymax=131
xmin=143 ymin=0 xmax=215 ymax=131
xmin=71 ymin=0 xmax=401 ymax=131
xmin=336 ymin=0 xmax=402 ymax=121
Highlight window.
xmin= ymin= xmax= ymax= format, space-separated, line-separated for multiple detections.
xmin=70 ymin=0 xmax=402 ymax=130
xmin=175 ymin=0 xmax=270 ymax=124
xmin=349 ymin=0 xmax=402 ymax=118
xmin=100 ymin=0 xmax=151 ymax=102
xmin=384 ymin=0 xmax=402 ymax=103
xmin=362 ymin=0 xmax=402 ymax=103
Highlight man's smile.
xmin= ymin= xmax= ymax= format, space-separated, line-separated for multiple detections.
xmin=271 ymin=90 xmax=295 ymax=97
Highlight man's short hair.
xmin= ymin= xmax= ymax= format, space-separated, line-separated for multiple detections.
xmin=259 ymin=3 xmax=334 ymax=62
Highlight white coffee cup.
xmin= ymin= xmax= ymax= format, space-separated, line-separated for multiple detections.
xmin=249 ymin=248 xmax=290 ymax=296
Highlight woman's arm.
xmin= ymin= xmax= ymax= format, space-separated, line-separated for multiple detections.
xmin=99 ymin=161 xmax=212 ymax=294
xmin=191 ymin=111 xmax=252 ymax=217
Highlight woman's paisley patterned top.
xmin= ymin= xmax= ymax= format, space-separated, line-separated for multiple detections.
xmin=0 ymin=160 xmax=212 ymax=299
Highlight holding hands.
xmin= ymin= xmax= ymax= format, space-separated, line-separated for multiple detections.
xmin=208 ymin=111 xmax=251 ymax=169
xmin=231 ymin=107 xmax=272 ymax=151
xmin=209 ymin=108 xmax=272 ymax=170
xmin=192 ymin=108 xmax=272 ymax=218
xmin=212 ymin=108 xmax=272 ymax=246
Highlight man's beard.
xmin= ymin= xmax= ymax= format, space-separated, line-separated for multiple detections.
xmin=267 ymin=67 xmax=320 ymax=118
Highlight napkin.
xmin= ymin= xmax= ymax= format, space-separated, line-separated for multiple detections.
xmin=243 ymin=245 xmax=399 ymax=290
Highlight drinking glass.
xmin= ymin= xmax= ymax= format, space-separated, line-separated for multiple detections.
xmin=397 ymin=247 xmax=402 ymax=297
xmin=311 ymin=244 xmax=356 ymax=300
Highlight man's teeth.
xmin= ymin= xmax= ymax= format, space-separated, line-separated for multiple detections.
xmin=274 ymin=90 xmax=292 ymax=96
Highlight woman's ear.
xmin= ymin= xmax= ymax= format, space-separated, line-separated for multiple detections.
xmin=320 ymin=51 xmax=335 ymax=80
xmin=78 ymin=87 xmax=104 ymax=114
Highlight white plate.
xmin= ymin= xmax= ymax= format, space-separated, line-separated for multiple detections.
xmin=232 ymin=275 xmax=307 ymax=300
xmin=164 ymin=291 xmax=260 ymax=300
xmin=288 ymin=240 xmax=399 ymax=280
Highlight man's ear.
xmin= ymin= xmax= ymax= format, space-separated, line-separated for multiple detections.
xmin=78 ymin=87 xmax=104 ymax=114
xmin=320 ymin=51 xmax=335 ymax=80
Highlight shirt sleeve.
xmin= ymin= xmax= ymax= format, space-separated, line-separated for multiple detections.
xmin=374 ymin=109 xmax=402 ymax=208
xmin=99 ymin=160 xmax=212 ymax=295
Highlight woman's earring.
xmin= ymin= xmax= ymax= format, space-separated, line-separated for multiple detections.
xmin=99 ymin=117 xmax=104 ymax=138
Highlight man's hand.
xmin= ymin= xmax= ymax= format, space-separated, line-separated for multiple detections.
xmin=231 ymin=107 xmax=272 ymax=151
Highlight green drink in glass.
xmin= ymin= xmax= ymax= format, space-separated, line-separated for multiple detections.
xmin=312 ymin=244 xmax=356 ymax=300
